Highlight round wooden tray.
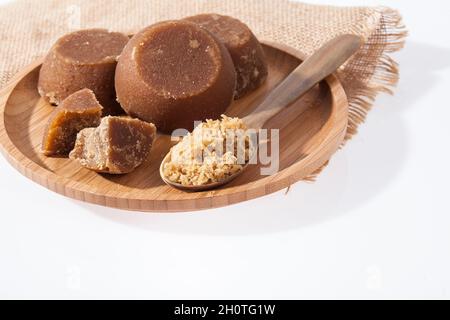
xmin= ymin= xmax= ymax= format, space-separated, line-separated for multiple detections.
xmin=0 ymin=41 xmax=348 ymax=212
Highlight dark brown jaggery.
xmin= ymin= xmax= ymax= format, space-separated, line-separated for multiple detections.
xmin=184 ymin=14 xmax=269 ymax=99
xmin=38 ymin=29 xmax=129 ymax=115
xmin=42 ymin=89 xmax=103 ymax=156
xmin=69 ymin=116 xmax=157 ymax=174
xmin=115 ymin=20 xmax=236 ymax=134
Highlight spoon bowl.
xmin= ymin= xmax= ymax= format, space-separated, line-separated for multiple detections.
xmin=159 ymin=152 xmax=250 ymax=192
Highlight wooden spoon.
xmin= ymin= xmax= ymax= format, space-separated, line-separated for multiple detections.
xmin=160 ymin=34 xmax=363 ymax=192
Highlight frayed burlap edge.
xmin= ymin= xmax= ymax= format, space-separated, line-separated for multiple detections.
xmin=298 ymin=8 xmax=407 ymax=185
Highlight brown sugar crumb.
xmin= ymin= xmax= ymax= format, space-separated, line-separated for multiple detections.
xmin=42 ymin=89 xmax=103 ymax=156
xmin=69 ymin=116 xmax=157 ymax=174
xmin=189 ymin=39 xmax=200 ymax=48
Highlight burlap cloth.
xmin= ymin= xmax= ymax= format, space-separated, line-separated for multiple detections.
xmin=0 ymin=0 xmax=406 ymax=179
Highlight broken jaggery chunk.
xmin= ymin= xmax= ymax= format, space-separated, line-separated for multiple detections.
xmin=163 ymin=115 xmax=250 ymax=186
xmin=69 ymin=116 xmax=157 ymax=174
xmin=115 ymin=20 xmax=236 ymax=133
xmin=42 ymin=89 xmax=103 ymax=156
xmin=38 ymin=29 xmax=129 ymax=115
xmin=184 ymin=14 xmax=269 ymax=99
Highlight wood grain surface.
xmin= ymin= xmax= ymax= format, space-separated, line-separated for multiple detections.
xmin=0 ymin=42 xmax=348 ymax=212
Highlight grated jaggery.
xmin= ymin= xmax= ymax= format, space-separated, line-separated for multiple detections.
xmin=163 ymin=115 xmax=253 ymax=186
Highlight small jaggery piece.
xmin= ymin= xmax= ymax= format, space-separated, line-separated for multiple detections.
xmin=162 ymin=115 xmax=252 ymax=186
xmin=42 ymin=89 xmax=103 ymax=156
xmin=69 ymin=116 xmax=157 ymax=174
xmin=115 ymin=20 xmax=236 ymax=133
xmin=38 ymin=29 xmax=129 ymax=115
xmin=184 ymin=14 xmax=268 ymax=99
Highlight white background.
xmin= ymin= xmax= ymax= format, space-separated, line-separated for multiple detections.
xmin=1 ymin=0 xmax=449 ymax=300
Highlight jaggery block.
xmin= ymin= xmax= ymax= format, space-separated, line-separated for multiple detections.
xmin=69 ymin=116 xmax=157 ymax=174
xmin=115 ymin=20 xmax=236 ymax=133
xmin=42 ymin=89 xmax=103 ymax=156
xmin=38 ymin=29 xmax=129 ymax=115
xmin=184 ymin=14 xmax=268 ymax=99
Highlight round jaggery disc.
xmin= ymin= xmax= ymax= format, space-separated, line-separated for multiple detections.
xmin=184 ymin=14 xmax=269 ymax=99
xmin=115 ymin=20 xmax=236 ymax=133
xmin=38 ymin=29 xmax=129 ymax=115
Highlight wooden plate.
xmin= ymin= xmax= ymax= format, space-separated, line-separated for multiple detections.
xmin=0 ymin=42 xmax=348 ymax=212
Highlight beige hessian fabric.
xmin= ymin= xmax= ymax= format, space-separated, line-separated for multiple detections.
xmin=0 ymin=0 xmax=407 ymax=178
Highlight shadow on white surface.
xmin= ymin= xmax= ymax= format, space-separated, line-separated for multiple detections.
xmin=76 ymin=42 xmax=449 ymax=235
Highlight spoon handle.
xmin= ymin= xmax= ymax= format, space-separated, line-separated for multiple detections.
xmin=243 ymin=34 xmax=363 ymax=129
